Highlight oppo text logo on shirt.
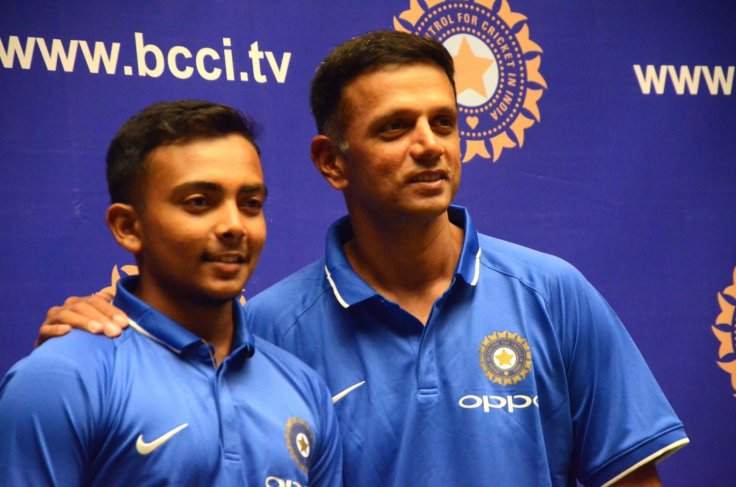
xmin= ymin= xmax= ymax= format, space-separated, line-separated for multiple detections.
xmin=458 ymin=394 xmax=539 ymax=413
xmin=265 ymin=477 xmax=303 ymax=487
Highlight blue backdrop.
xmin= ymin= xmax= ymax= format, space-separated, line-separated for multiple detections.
xmin=1 ymin=1 xmax=734 ymax=485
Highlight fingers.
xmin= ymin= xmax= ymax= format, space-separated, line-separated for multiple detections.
xmin=37 ymin=294 xmax=130 ymax=347
xmin=89 ymin=291 xmax=130 ymax=336
xmin=62 ymin=294 xmax=129 ymax=334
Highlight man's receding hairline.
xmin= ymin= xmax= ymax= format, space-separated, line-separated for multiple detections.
xmin=334 ymin=60 xmax=457 ymax=138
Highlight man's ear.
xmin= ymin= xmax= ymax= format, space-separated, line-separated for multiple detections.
xmin=310 ymin=135 xmax=348 ymax=190
xmin=105 ymin=203 xmax=142 ymax=254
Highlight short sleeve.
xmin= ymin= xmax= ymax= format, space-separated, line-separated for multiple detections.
xmin=551 ymin=268 xmax=688 ymax=486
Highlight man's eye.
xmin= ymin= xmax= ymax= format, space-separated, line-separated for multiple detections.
xmin=183 ymin=196 xmax=209 ymax=209
xmin=243 ymin=199 xmax=263 ymax=208
xmin=381 ymin=120 xmax=406 ymax=135
xmin=241 ymin=198 xmax=264 ymax=210
xmin=433 ymin=116 xmax=457 ymax=132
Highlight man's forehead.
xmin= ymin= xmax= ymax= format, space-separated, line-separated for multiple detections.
xmin=147 ymin=134 xmax=259 ymax=162
xmin=145 ymin=135 xmax=263 ymax=184
xmin=341 ymin=63 xmax=456 ymax=112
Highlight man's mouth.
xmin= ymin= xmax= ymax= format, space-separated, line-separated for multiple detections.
xmin=408 ymin=171 xmax=446 ymax=183
xmin=203 ymin=253 xmax=246 ymax=264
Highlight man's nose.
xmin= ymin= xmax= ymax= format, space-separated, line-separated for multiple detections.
xmin=215 ymin=202 xmax=245 ymax=239
xmin=410 ymin=119 xmax=444 ymax=161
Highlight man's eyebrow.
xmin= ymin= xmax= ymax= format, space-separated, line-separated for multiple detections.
xmin=372 ymin=105 xmax=458 ymax=124
xmin=242 ymin=184 xmax=268 ymax=199
xmin=432 ymin=105 xmax=459 ymax=117
xmin=367 ymin=109 xmax=415 ymax=132
xmin=172 ymin=181 xmax=220 ymax=194
xmin=373 ymin=108 xmax=417 ymax=122
xmin=171 ymin=181 xmax=268 ymax=196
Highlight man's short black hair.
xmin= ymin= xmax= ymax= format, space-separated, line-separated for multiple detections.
xmin=310 ymin=30 xmax=455 ymax=145
xmin=106 ymin=100 xmax=261 ymax=207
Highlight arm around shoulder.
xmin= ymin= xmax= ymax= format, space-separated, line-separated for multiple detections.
xmin=36 ymin=292 xmax=129 ymax=346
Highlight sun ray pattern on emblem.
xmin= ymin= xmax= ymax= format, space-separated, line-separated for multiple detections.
xmin=394 ymin=0 xmax=546 ymax=163
xmin=97 ymin=264 xmax=140 ymax=296
xmin=713 ymin=266 xmax=736 ymax=397
xmin=285 ymin=417 xmax=315 ymax=474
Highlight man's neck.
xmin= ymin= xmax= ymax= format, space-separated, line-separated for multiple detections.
xmin=178 ymin=303 xmax=234 ymax=366
xmin=134 ymin=284 xmax=235 ymax=366
xmin=344 ymin=210 xmax=464 ymax=324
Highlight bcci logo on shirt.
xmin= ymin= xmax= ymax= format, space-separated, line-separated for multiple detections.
xmin=393 ymin=0 xmax=546 ymax=163
xmin=285 ymin=417 xmax=314 ymax=474
xmin=479 ymin=330 xmax=532 ymax=385
xmin=713 ymin=266 xmax=736 ymax=398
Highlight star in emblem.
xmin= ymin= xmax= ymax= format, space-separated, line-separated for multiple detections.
xmin=451 ymin=36 xmax=495 ymax=99
xmin=297 ymin=433 xmax=310 ymax=457
xmin=494 ymin=347 xmax=516 ymax=368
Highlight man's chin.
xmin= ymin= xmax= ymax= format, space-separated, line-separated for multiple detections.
xmin=196 ymin=284 xmax=248 ymax=306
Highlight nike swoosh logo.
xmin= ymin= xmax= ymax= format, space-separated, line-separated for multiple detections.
xmin=332 ymin=381 xmax=366 ymax=404
xmin=136 ymin=423 xmax=189 ymax=455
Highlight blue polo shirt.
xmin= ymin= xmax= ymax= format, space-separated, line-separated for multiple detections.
xmin=0 ymin=276 xmax=342 ymax=486
xmin=245 ymin=205 xmax=688 ymax=486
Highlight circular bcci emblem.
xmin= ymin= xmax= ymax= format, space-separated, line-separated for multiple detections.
xmin=285 ymin=417 xmax=314 ymax=473
xmin=393 ymin=0 xmax=546 ymax=163
xmin=713 ymin=266 xmax=736 ymax=398
xmin=479 ymin=331 xmax=532 ymax=386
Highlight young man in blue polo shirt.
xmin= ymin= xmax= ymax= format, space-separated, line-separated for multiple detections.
xmin=37 ymin=33 xmax=687 ymax=486
xmin=0 ymin=100 xmax=342 ymax=486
